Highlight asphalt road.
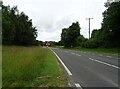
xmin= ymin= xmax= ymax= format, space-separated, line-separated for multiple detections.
xmin=51 ymin=48 xmax=120 ymax=88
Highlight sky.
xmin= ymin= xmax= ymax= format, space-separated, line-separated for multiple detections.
xmin=3 ymin=0 xmax=107 ymax=42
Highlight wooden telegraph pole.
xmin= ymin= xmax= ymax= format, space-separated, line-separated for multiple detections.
xmin=86 ymin=18 xmax=93 ymax=39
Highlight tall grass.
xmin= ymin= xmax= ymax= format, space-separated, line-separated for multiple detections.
xmin=2 ymin=46 xmax=67 ymax=87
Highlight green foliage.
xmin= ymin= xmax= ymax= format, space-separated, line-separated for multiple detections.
xmin=83 ymin=38 xmax=99 ymax=48
xmin=49 ymin=41 xmax=57 ymax=46
xmin=84 ymin=2 xmax=120 ymax=48
xmin=2 ymin=5 xmax=37 ymax=46
xmin=77 ymin=35 xmax=87 ymax=47
xmin=3 ymin=46 xmax=67 ymax=87
xmin=61 ymin=22 xmax=81 ymax=47
xmin=101 ymin=2 xmax=120 ymax=47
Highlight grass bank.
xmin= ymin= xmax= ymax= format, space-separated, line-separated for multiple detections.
xmin=55 ymin=46 xmax=120 ymax=54
xmin=2 ymin=46 xmax=67 ymax=87
xmin=73 ymin=47 xmax=120 ymax=54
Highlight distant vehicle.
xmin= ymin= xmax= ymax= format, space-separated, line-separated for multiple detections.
xmin=44 ymin=41 xmax=50 ymax=47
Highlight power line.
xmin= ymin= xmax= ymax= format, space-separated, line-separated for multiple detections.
xmin=86 ymin=18 xmax=93 ymax=39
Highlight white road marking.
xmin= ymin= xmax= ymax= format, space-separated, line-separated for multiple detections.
xmin=75 ymin=54 xmax=81 ymax=56
xmin=71 ymin=52 xmax=76 ymax=55
xmin=99 ymin=54 xmax=103 ymax=56
xmin=107 ymin=56 xmax=112 ymax=58
xmin=89 ymin=58 xmax=120 ymax=69
xmin=75 ymin=83 xmax=82 ymax=88
xmin=71 ymin=52 xmax=81 ymax=56
xmin=51 ymin=49 xmax=72 ymax=75
xmin=71 ymin=52 xmax=75 ymax=54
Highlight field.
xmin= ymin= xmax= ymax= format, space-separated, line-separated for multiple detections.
xmin=2 ymin=46 xmax=67 ymax=87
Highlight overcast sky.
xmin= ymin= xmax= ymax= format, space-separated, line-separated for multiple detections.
xmin=3 ymin=0 xmax=107 ymax=42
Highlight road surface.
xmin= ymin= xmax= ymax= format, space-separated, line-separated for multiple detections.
xmin=51 ymin=48 xmax=119 ymax=88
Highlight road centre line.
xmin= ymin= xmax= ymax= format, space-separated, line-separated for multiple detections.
xmin=89 ymin=58 xmax=120 ymax=69
xmin=71 ymin=52 xmax=81 ymax=56
xmin=51 ymin=49 xmax=72 ymax=75
xmin=99 ymin=54 xmax=103 ymax=56
xmin=75 ymin=54 xmax=81 ymax=56
xmin=71 ymin=52 xmax=76 ymax=55
xmin=107 ymin=56 xmax=112 ymax=58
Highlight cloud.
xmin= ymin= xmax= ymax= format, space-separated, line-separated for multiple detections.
xmin=3 ymin=0 xmax=107 ymax=41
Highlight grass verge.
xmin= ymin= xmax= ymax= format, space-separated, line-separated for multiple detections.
xmin=55 ymin=46 xmax=120 ymax=54
xmin=2 ymin=46 xmax=67 ymax=87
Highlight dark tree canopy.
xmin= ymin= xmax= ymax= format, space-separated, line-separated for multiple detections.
xmin=61 ymin=22 xmax=81 ymax=47
xmin=101 ymin=2 xmax=120 ymax=47
xmin=2 ymin=5 xmax=38 ymax=46
xmin=84 ymin=2 xmax=120 ymax=48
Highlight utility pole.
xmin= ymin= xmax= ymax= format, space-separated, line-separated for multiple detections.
xmin=86 ymin=18 xmax=93 ymax=39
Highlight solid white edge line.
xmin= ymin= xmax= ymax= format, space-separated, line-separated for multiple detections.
xmin=51 ymin=49 xmax=72 ymax=75
xmin=89 ymin=58 xmax=120 ymax=69
xmin=75 ymin=83 xmax=82 ymax=88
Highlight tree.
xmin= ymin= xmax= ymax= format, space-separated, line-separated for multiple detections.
xmin=2 ymin=5 xmax=16 ymax=45
xmin=2 ymin=5 xmax=38 ymax=46
xmin=61 ymin=28 xmax=69 ymax=47
xmin=77 ymin=35 xmax=87 ymax=47
xmin=101 ymin=2 xmax=120 ymax=47
xmin=67 ymin=22 xmax=80 ymax=47
xmin=61 ymin=22 xmax=81 ymax=47
xmin=87 ymin=2 xmax=120 ymax=48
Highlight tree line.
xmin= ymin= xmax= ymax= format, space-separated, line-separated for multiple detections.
xmin=1 ymin=1 xmax=120 ymax=47
xmin=2 ymin=4 xmax=39 ymax=46
xmin=60 ymin=2 xmax=120 ymax=48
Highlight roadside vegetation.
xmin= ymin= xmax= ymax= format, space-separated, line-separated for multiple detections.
xmin=58 ymin=2 xmax=120 ymax=54
xmin=54 ymin=46 xmax=120 ymax=54
xmin=2 ymin=2 xmax=68 ymax=88
xmin=2 ymin=46 xmax=67 ymax=87
xmin=1 ymin=1 xmax=120 ymax=87
xmin=2 ymin=4 xmax=41 ymax=46
xmin=67 ymin=47 xmax=120 ymax=54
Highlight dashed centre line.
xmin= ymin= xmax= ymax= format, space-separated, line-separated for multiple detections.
xmin=71 ymin=52 xmax=81 ymax=56
xmin=99 ymin=54 xmax=103 ymax=56
xmin=107 ymin=56 xmax=112 ymax=58
xmin=71 ymin=52 xmax=76 ymax=55
xmin=89 ymin=58 xmax=120 ymax=69
xmin=75 ymin=54 xmax=81 ymax=56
